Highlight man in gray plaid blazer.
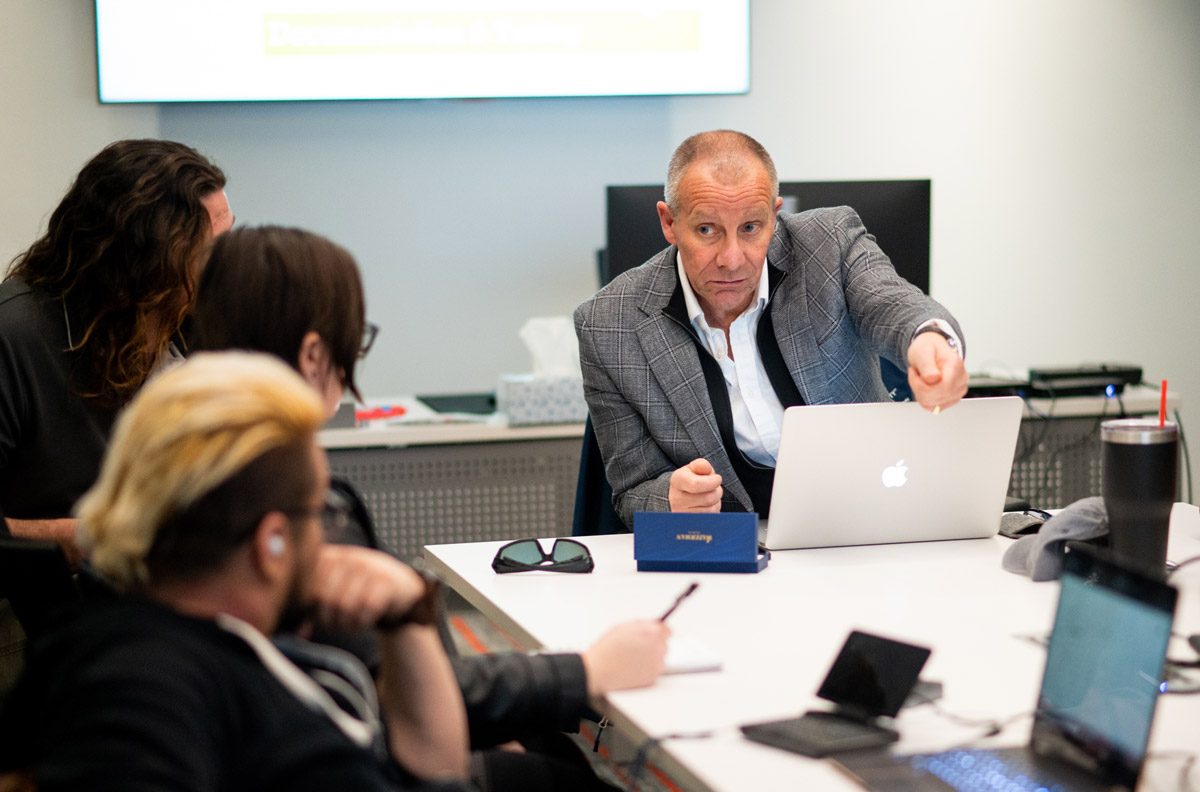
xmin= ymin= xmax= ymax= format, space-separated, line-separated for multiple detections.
xmin=574 ymin=131 xmax=968 ymax=527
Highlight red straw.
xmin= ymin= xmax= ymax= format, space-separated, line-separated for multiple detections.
xmin=1159 ymin=379 xmax=1168 ymax=427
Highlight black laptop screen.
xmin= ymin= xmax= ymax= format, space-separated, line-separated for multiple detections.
xmin=1034 ymin=552 xmax=1176 ymax=783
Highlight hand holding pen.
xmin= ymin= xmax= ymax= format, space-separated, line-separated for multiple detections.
xmin=659 ymin=582 xmax=699 ymax=622
xmin=580 ymin=583 xmax=699 ymax=698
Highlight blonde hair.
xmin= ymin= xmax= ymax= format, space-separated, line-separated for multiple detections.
xmin=77 ymin=351 xmax=325 ymax=589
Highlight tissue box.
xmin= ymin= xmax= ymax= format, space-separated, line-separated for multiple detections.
xmin=497 ymin=374 xmax=588 ymax=426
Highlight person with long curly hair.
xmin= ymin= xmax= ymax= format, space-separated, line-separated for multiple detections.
xmin=0 ymin=139 xmax=231 ymax=562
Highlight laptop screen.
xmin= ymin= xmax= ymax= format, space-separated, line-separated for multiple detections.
xmin=816 ymin=630 xmax=932 ymax=719
xmin=1032 ymin=549 xmax=1176 ymax=785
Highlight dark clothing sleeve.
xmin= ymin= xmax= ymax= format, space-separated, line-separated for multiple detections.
xmin=325 ymin=477 xmax=596 ymax=751
xmin=0 ymin=280 xmax=117 ymax=520
xmin=452 ymin=652 xmax=591 ymax=749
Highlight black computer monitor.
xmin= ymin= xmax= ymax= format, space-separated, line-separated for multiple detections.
xmin=603 ymin=180 xmax=932 ymax=293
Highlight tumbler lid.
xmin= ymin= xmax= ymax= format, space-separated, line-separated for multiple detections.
xmin=1101 ymin=419 xmax=1177 ymax=445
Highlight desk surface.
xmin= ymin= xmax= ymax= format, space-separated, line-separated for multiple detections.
xmin=424 ymin=506 xmax=1200 ymax=792
xmin=317 ymin=384 xmax=1174 ymax=450
xmin=1022 ymin=383 xmax=1178 ymax=419
xmin=318 ymin=420 xmax=584 ymax=449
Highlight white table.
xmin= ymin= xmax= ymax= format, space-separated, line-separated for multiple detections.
xmin=424 ymin=505 xmax=1200 ymax=791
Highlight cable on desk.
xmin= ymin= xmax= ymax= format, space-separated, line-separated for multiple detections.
xmin=1021 ymin=392 xmax=1111 ymax=506
xmin=1173 ymin=408 xmax=1193 ymax=505
xmin=1167 ymin=554 xmax=1200 ymax=576
xmin=1015 ymin=632 xmax=1049 ymax=649
xmin=1166 ymin=655 xmax=1200 ymax=671
xmin=1146 ymin=750 xmax=1198 ymax=792
xmin=1161 ymin=665 xmax=1200 ymax=695
xmin=1012 ymin=392 xmax=1058 ymax=506
xmin=626 ymin=731 xmax=713 ymax=792
xmin=1013 ymin=391 xmax=1057 ymax=467
xmin=907 ymin=688 xmax=1032 ymax=745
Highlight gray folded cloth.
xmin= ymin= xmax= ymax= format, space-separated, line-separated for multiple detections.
xmin=1001 ymin=497 xmax=1108 ymax=581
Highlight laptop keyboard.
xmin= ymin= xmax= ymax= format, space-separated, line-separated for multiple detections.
xmin=742 ymin=711 xmax=897 ymax=758
xmin=911 ymin=750 xmax=1070 ymax=792
xmin=773 ymin=713 xmax=873 ymax=742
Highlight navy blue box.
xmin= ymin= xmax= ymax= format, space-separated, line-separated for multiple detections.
xmin=633 ymin=512 xmax=769 ymax=573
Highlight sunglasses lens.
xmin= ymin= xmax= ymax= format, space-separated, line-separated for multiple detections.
xmin=551 ymin=541 xmax=588 ymax=563
xmin=499 ymin=540 xmax=543 ymax=565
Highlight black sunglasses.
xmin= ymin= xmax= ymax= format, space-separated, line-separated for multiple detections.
xmin=491 ymin=538 xmax=594 ymax=574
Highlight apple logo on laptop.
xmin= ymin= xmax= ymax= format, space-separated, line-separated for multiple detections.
xmin=881 ymin=459 xmax=908 ymax=488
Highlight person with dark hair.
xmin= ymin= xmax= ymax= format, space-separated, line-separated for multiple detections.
xmin=0 ymin=138 xmax=232 ymax=560
xmin=575 ymin=129 xmax=968 ymax=527
xmin=191 ymin=225 xmax=367 ymax=409
xmin=191 ymin=226 xmax=669 ymax=791
xmin=0 ymin=353 xmax=472 ymax=791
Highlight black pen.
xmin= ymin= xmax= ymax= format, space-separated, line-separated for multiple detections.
xmin=659 ymin=582 xmax=699 ymax=622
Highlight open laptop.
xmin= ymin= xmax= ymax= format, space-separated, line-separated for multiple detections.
xmin=761 ymin=397 xmax=1023 ymax=550
xmin=837 ymin=546 xmax=1178 ymax=791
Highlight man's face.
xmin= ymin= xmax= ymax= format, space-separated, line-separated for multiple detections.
xmin=201 ymin=189 xmax=234 ymax=238
xmin=657 ymin=158 xmax=782 ymax=329
xmin=276 ymin=441 xmax=329 ymax=632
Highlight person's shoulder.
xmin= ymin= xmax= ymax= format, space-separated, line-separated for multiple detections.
xmin=30 ymin=600 xmax=237 ymax=683
xmin=777 ymin=205 xmax=863 ymax=236
xmin=0 ymin=276 xmax=32 ymax=300
xmin=773 ymin=208 xmax=869 ymax=269
xmin=574 ymin=247 xmax=675 ymax=328
xmin=0 ymin=278 xmax=56 ymax=341
xmin=0 ymin=278 xmax=41 ymax=322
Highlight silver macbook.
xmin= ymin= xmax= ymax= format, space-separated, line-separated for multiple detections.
xmin=761 ymin=396 xmax=1023 ymax=550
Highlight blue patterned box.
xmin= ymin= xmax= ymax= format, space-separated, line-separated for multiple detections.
xmin=633 ymin=512 xmax=769 ymax=573
xmin=497 ymin=374 xmax=588 ymax=426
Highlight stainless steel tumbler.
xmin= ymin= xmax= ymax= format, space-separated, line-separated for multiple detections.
xmin=1100 ymin=419 xmax=1178 ymax=575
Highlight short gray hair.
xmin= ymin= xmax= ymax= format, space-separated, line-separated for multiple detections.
xmin=664 ymin=130 xmax=779 ymax=213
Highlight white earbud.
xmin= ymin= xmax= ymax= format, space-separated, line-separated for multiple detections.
xmin=267 ymin=535 xmax=286 ymax=556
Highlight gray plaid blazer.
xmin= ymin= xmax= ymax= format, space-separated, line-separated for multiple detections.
xmin=574 ymin=206 xmax=964 ymax=526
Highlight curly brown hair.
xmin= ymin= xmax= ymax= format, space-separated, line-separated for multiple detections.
xmin=7 ymin=139 xmax=226 ymax=406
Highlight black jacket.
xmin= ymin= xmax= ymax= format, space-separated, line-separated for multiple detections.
xmin=324 ymin=478 xmax=593 ymax=749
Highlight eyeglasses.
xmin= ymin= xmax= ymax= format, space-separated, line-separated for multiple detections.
xmin=283 ymin=492 xmax=356 ymax=541
xmin=359 ymin=322 xmax=380 ymax=358
xmin=319 ymin=491 xmax=356 ymax=542
xmin=491 ymin=538 xmax=594 ymax=574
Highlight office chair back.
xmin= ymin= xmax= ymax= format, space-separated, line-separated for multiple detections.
xmin=0 ymin=539 xmax=82 ymax=642
xmin=571 ymin=417 xmax=627 ymax=536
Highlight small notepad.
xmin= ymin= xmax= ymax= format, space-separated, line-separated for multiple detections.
xmin=663 ymin=634 xmax=723 ymax=674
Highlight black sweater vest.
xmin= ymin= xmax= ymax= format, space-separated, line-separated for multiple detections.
xmin=663 ymin=265 xmax=805 ymax=516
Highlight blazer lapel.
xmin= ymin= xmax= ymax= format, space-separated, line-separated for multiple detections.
xmin=767 ymin=225 xmax=833 ymax=406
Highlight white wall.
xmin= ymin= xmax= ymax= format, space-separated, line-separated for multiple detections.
xmin=6 ymin=2 xmax=1200 ymax=438
xmin=667 ymin=0 xmax=1200 ymax=403
xmin=158 ymin=97 xmax=673 ymax=395
xmin=155 ymin=0 xmax=1200 ymax=416
xmin=0 ymin=1 xmax=156 ymax=265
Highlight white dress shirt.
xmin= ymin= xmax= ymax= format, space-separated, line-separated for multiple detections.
xmin=677 ymin=255 xmax=963 ymax=465
xmin=677 ymin=255 xmax=782 ymax=466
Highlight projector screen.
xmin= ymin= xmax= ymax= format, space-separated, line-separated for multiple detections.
xmin=95 ymin=0 xmax=750 ymax=103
